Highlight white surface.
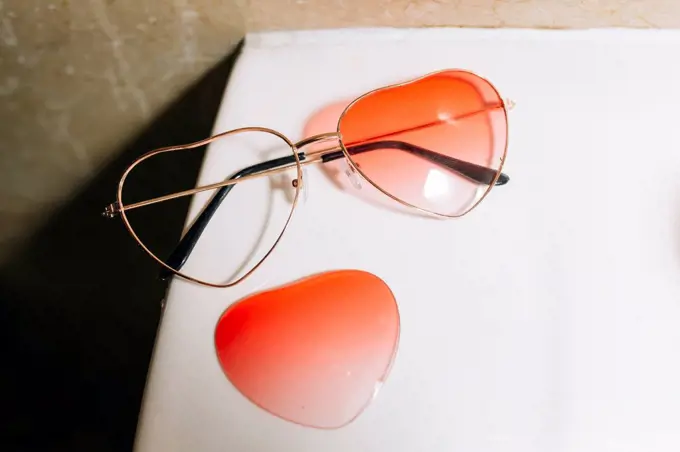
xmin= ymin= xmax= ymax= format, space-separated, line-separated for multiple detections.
xmin=135 ymin=28 xmax=680 ymax=452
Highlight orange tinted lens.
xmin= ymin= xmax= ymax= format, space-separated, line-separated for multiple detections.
xmin=214 ymin=270 xmax=400 ymax=428
xmin=339 ymin=71 xmax=507 ymax=216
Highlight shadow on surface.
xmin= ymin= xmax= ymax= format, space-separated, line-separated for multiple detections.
xmin=0 ymin=40 xmax=244 ymax=452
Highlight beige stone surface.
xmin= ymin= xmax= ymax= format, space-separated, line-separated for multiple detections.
xmin=249 ymin=0 xmax=680 ymax=30
xmin=0 ymin=0 xmax=245 ymax=260
xmin=1 ymin=0 xmax=679 ymax=262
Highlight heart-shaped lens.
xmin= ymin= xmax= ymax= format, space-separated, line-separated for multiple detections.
xmin=214 ymin=270 xmax=400 ymax=428
xmin=339 ymin=70 xmax=508 ymax=217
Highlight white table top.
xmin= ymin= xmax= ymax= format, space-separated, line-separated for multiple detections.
xmin=135 ymin=27 xmax=680 ymax=452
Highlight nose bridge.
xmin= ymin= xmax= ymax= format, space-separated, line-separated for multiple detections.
xmin=294 ymin=132 xmax=340 ymax=150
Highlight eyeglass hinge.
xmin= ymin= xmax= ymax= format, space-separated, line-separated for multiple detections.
xmin=504 ymin=98 xmax=516 ymax=111
xmin=102 ymin=202 xmax=120 ymax=219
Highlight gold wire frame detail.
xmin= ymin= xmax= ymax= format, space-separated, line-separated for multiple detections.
xmin=115 ymin=127 xmax=304 ymax=288
xmin=107 ymin=69 xmax=512 ymax=288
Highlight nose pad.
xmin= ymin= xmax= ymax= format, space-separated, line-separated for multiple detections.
xmin=343 ymin=161 xmax=362 ymax=190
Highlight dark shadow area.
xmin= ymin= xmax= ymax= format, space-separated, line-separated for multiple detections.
xmin=0 ymin=39 xmax=244 ymax=452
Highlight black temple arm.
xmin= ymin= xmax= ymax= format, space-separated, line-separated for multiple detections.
xmin=325 ymin=140 xmax=509 ymax=186
xmin=162 ymin=140 xmax=508 ymax=276
xmin=160 ymin=153 xmax=303 ymax=279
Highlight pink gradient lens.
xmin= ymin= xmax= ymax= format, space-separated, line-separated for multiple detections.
xmin=339 ymin=70 xmax=508 ymax=216
xmin=214 ymin=270 xmax=400 ymax=428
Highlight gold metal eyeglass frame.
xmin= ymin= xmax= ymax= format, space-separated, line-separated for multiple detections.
xmin=103 ymin=69 xmax=513 ymax=288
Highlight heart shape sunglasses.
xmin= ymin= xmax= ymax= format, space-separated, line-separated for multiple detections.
xmin=103 ymin=69 xmax=512 ymax=287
